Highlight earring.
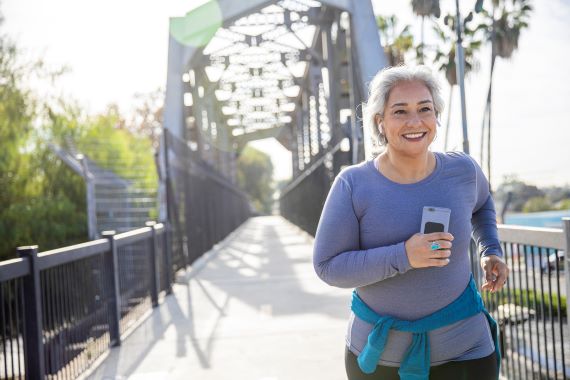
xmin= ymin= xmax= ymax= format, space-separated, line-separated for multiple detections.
xmin=378 ymin=124 xmax=388 ymax=144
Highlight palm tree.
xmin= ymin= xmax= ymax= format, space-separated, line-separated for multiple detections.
xmin=376 ymin=15 xmax=415 ymax=66
xmin=476 ymin=0 xmax=532 ymax=190
xmin=411 ymin=0 xmax=441 ymax=63
xmin=432 ymin=14 xmax=482 ymax=151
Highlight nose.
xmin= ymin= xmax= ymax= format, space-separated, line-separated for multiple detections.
xmin=406 ymin=112 xmax=422 ymax=126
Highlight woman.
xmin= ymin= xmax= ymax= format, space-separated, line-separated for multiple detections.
xmin=312 ymin=65 xmax=508 ymax=380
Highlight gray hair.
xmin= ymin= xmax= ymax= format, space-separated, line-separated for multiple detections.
xmin=362 ymin=65 xmax=445 ymax=149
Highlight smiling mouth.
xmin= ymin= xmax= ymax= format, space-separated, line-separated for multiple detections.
xmin=402 ymin=132 xmax=427 ymax=141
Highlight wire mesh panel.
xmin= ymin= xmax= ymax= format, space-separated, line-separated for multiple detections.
xmin=280 ymin=145 xmax=350 ymax=236
xmin=40 ymin=254 xmax=109 ymax=378
xmin=116 ymin=238 xmax=152 ymax=336
xmin=0 ymin=277 xmax=25 ymax=380
xmin=59 ymin=138 xmax=159 ymax=237
xmin=165 ymin=130 xmax=250 ymax=271
xmin=471 ymin=238 xmax=568 ymax=380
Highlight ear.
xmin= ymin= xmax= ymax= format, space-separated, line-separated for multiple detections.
xmin=374 ymin=114 xmax=383 ymax=126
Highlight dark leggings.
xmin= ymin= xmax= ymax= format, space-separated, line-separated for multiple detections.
xmin=345 ymin=346 xmax=498 ymax=380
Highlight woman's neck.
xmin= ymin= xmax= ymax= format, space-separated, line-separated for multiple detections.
xmin=377 ymin=149 xmax=436 ymax=184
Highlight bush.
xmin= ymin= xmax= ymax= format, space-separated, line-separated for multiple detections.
xmin=555 ymin=198 xmax=570 ymax=210
xmin=496 ymin=288 xmax=567 ymax=318
xmin=522 ymin=196 xmax=554 ymax=213
xmin=0 ymin=194 xmax=87 ymax=256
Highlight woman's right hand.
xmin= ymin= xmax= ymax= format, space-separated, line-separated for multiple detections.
xmin=404 ymin=232 xmax=454 ymax=269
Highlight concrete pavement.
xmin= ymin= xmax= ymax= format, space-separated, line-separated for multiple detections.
xmin=86 ymin=216 xmax=352 ymax=380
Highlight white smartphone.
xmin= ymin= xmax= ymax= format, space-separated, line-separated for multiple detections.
xmin=420 ymin=206 xmax=451 ymax=234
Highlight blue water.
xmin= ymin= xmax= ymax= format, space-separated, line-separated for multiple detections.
xmin=504 ymin=209 xmax=570 ymax=228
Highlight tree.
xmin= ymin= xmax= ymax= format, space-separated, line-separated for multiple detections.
xmin=555 ymin=199 xmax=570 ymax=211
xmin=494 ymin=174 xmax=544 ymax=213
xmin=522 ymin=196 xmax=553 ymax=213
xmin=476 ymin=0 xmax=532 ymax=188
xmin=432 ymin=14 xmax=482 ymax=150
xmin=120 ymin=88 xmax=164 ymax=150
xmin=0 ymin=7 xmax=159 ymax=260
xmin=237 ymin=146 xmax=274 ymax=214
xmin=376 ymin=15 xmax=414 ymax=66
xmin=411 ymin=0 xmax=441 ymax=63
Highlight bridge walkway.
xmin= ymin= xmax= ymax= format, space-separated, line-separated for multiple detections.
xmin=86 ymin=216 xmax=351 ymax=380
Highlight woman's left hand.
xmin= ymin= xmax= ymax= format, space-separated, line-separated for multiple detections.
xmin=480 ymin=255 xmax=509 ymax=293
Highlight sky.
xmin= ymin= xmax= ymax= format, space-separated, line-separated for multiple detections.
xmin=2 ymin=0 xmax=569 ymax=189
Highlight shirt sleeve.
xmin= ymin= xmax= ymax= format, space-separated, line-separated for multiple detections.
xmin=466 ymin=154 xmax=504 ymax=258
xmin=312 ymin=174 xmax=412 ymax=289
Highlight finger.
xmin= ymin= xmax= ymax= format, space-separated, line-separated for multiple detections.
xmin=431 ymin=240 xmax=453 ymax=249
xmin=492 ymin=267 xmax=508 ymax=292
xmin=432 ymin=249 xmax=451 ymax=258
xmin=427 ymin=232 xmax=454 ymax=242
xmin=492 ymin=275 xmax=507 ymax=292
xmin=482 ymin=275 xmax=495 ymax=291
xmin=428 ymin=258 xmax=450 ymax=267
xmin=482 ymin=263 xmax=497 ymax=283
xmin=428 ymin=241 xmax=452 ymax=252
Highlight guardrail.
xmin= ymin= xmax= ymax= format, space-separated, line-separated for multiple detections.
xmin=470 ymin=218 xmax=570 ymax=380
xmin=0 ymin=222 xmax=170 ymax=379
xmin=163 ymin=129 xmax=250 ymax=271
xmin=279 ymin=142 xmax=350 ymax=235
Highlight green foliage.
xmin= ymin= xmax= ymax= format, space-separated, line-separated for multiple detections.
xmin=522 ymin=196 xmax=554 ymax=213
xmin=410 ymin=0 xmax=440 ymax=63
xmin=494 ymin=175 xmax=544 ymax=212
xmin=477 ymin=0 xmax=533 ymax=59
xmin=496 ymin=288 xmax=567 ymax=318
xmin=0 ymin=31 xmax=57 ymax=259
xmin=432 ymin=14 xmax=482 ymax=86
xmin=237 ymin=146 xmax=274 ymax=214
xmin=76 ymin=106 xmax=158 ymax=190
xmin=495 ymin=175 xmax=570 ymax=214
xmin=0 ymin=26 xmax=158 ymax=260
xmin=411 ymin=0 xmax=440 ymax=18
xmin=555 ymin=198 xmax=570 ymax=211
xmin=376 ymin=15 xmax=414 ymax=66
xmin=0 ymin=35 xmax=35 ymax=206
xmin=1 ymin=195 xmax=87 ymax=253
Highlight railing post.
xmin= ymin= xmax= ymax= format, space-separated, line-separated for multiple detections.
xmin=102 ymin=231 xmax=121 ymax=346
xmin=563 ymin=217 xmax=570 ymax=332
xmin=18 ymin=245 xmax=45 ymax=380
xmin=164 ymin=221 xmax=173 ymax=295
xmin=146 ymin=221 xmax=160 ymax=307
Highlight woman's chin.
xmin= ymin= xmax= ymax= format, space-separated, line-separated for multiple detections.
xmin=394 ymin=144 xmax=430 ymax=156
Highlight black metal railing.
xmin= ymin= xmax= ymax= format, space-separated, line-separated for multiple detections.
xmin=0 ymin=266 xmax=25 ymax=380
xmin=163 ymin=129 xmax=250 ymax=269
xmin=0 ymin=222 xmax=169 ymax=379
xmin=280 ymin=142 xmax=350 ymax=235
xmin=470 ymin=220 xmax=569 ymax=380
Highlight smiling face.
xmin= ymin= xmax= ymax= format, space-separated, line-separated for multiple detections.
xmin=375 ymin=80 xmax=437 ymax=157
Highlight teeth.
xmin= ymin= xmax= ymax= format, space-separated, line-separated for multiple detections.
xmin=404 ymin=132 xmax=425 ymax=138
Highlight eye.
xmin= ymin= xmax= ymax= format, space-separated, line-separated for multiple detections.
xmin=394 ymin=109 xmax=406 ymax=115
xmin=420 ymin=106 xmax=433 ymax=112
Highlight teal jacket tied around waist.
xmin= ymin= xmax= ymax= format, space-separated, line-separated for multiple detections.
xmin=351 ymin=275 xmax=501 ymax=379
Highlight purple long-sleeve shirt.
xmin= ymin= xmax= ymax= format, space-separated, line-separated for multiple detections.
xmin=313 ymin=151 xmax=503 ymax=367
